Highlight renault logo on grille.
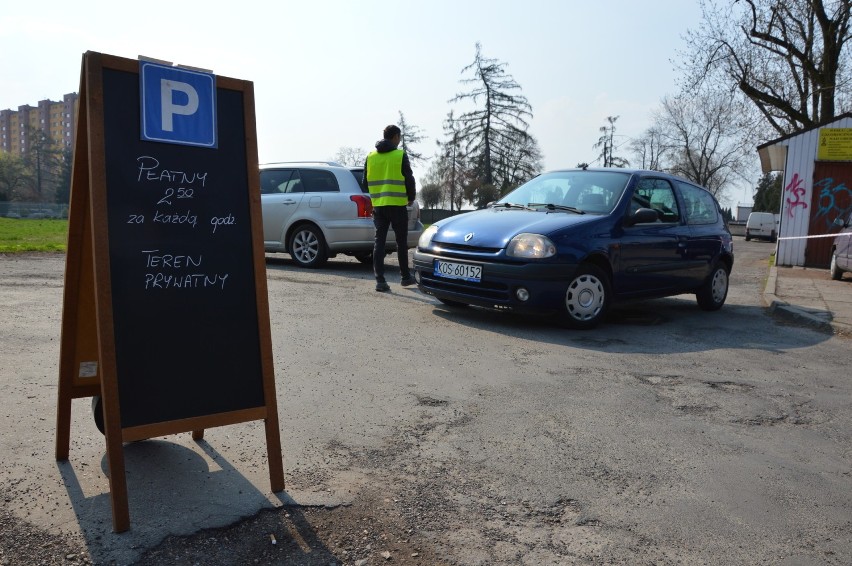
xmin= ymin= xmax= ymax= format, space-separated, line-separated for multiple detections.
xmin=464 ymin=233 xmax=475 ymax=242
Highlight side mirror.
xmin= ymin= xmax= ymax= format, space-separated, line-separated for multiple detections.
xmin=627 ymin=207 xmax=659 ymax=226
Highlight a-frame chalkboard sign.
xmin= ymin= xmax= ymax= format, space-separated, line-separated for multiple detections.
xmin=55 ymin=51 xmax=284 ymax=532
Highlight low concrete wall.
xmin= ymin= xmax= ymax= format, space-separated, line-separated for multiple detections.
xmin=729 ymin=222 xmax=745 ymax=236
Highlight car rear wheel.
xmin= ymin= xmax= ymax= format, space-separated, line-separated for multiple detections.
xmin=830 ymin=252 xmax=843 ymax=280
xmin=289 ymin=224 xmax=328 ymax=268
xmin=696 ymin=263 xmax=729 ymax=311
xmin=558 ymin=264 xmax=609 ymax=330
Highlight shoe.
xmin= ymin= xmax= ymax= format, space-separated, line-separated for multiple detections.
xmin=375 ymin=281 xmax=390 ymax=292
xmin=400 ymin=276 xmax=416 ymax=287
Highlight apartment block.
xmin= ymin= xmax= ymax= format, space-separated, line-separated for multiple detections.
xmin=0 ymin=93 xmax=78 ymax=158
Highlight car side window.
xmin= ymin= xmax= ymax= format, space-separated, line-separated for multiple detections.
xmin=299 ymin=169 xmax=340 ymax=193
xmin=677 ymin=181 xmax=719 ymax=225
xmin=259 ymin=169 xmax=293 ymax=194
xmin=635 ymin=178 xmax=680 ymax=223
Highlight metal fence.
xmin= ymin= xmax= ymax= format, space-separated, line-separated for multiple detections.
xmin=0 ymin=202 xmax=68 ymax=219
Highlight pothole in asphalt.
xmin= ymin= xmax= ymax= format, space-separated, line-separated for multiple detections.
xmin=415 ymin=395 xmax=449 ymax=407
xmin=705 ymin=380 xmax=755 ymax=393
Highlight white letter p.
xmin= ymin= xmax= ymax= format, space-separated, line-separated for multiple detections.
xmin=161 ymin=79 xmax=199 ymax=132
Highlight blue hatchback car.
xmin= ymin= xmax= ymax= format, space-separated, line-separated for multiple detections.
xmin=413 ymin=168 xmax=734 ymax=329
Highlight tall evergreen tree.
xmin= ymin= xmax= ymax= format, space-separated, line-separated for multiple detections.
xmin=752 ymin=171 xmax=783 ymax=213
xmin=450 ymin=42 xmax=541 ymax=194
xmin=397 ymin=111 xmax=427 ymax=165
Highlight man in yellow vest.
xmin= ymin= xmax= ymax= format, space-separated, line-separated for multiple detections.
xmin=361 ymin=125 xmax=417 ymax=292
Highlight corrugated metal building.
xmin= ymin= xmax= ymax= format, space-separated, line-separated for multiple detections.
xmin=757 ymin=113 xmax=852 ymax=267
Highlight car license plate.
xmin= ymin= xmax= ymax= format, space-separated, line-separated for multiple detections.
xmin=434 ymin=260 xmax=481 ymax=282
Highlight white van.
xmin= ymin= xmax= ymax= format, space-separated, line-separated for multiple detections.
xmin=745 ymin=212 xmax=778 ymax=242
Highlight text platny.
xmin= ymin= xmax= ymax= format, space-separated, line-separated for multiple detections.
xmin=137 ymin=156 xmax=208 ymax=187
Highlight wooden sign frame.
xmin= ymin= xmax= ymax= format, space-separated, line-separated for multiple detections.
xmin=55 ymin=51 xmax=283 ymax=532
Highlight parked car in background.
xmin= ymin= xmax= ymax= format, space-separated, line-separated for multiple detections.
xmin=260 ymin=162 xmax=422 ymax=267
xmin=745 ymin=211 xmax=778 ymax=242
xmin=830 ymin=206 xmax=852 ymax=281
xmin=413 ymin=168 xmax=734 ymax=329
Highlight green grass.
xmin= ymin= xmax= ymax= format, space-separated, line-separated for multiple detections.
xmin=0 ymin=217 xmax=68 ymax=253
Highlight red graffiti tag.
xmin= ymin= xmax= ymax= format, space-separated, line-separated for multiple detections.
xmin=785 ymin=173 xmax=808 ymax=219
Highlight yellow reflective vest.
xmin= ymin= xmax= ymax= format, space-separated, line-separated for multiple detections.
xmin=366 ymin=149 xmax=408 ymax=207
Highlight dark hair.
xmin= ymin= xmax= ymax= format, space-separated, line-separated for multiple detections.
xmin=383 ymin=125 xmax=401 ymax=140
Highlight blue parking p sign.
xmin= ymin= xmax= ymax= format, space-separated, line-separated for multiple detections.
xmin=140 ymin=61 xmax=217 ymax=148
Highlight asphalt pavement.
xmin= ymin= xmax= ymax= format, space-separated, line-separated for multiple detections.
xmin=764 ymin=263 xmax=852 ymax=336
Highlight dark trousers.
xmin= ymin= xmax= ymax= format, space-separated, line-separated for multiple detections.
xmin=373 ymin=206 xmax=410 ymax=282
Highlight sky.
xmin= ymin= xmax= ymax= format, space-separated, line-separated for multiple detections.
xmin=0 ymin=0 xmax=756 ymax=206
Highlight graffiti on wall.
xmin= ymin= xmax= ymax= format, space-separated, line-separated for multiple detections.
xmin=784 ymin=173 xmax=808 ymax=219
xmin=814 ymin=177 xmax=852 ymax=230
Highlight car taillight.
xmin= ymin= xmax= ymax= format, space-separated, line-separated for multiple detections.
xmin=350 ymin=194 xmax=373 ymax=218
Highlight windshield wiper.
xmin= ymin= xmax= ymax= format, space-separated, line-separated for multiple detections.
xmin=527 ymin=203 xmax=586 ymax=214
xmin=490 ymin=202 xmax=536 ymax=211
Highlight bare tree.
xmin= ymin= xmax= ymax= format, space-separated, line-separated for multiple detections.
xmin=654 ymin=87 xmax=757 ymax=198
xmin=629 ymin=127 xmax=669 ymax=170
xmin=493 ymin=127 xmax=543 ymax=195
xmin=331 ymin=147 xmax=369 ymax=167
xmin=592 ymin=116 xmax=630 ymax=168
xmin=435 ymin=111 xmax=467 ymax=211
xmin=24 ymin=127 xmax=63 ymax=202
xmin=682 ymin=0 xmax=852 ymax=135
xmin=450 ymin=42 xmax=539 ymax=191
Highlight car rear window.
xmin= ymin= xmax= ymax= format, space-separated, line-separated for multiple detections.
xmin=299 ymin=169 xmax=340 ymax=193
xmin=349 ymin=168 xmax=367 ymax=193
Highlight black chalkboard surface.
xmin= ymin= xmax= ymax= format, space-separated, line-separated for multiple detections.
xmin=56 ymin=51 xmax=282 ymax=533
xmin=101 ymin=68 xmax=264 ymax=428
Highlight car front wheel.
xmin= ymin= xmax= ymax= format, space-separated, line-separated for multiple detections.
xmin=696 ymin=263 xmax=729 ymax=311
xmin=289 ymin=224 xmax=328 ymax=268
xmin=830 ymin=252 xmax=843 ymax=280
xmin=558 ymin=264 xmax=610 ymax=330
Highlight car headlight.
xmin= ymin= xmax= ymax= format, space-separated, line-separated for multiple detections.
xmin=419 ymin=224 xmax=439 ymax=248
xmin=506 ymin=233 xmax=556 ymax=258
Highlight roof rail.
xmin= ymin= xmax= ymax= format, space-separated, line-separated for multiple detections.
xmin=260 ymin=161 xmax=344 ymax=167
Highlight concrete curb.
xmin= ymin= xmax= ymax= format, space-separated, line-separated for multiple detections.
xmin=763 ymin=266 xmax=850 ymax=336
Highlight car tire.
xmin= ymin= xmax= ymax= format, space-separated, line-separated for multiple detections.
xmin=354 ymin=251 xmax=373 ymax=264
xmin=771 ymin=230 xmax=777 ymax=243
xmin=745 ymin=232 xmax=751 ymax=241
xmin=558 ymin=264 xmax=610 ymax=330
xmin=830 ymin=252 xmax=843 ymax=281
xmin=289 ymin=224 xmax=328 ymax=268
xmin=696 ymin=263 xmax=729 ymax=311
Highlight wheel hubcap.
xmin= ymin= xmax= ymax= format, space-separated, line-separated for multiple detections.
xmin=711 ymin=269 xmax=728 ymax=302
xmin=566 ymin=274 xmax=604 ymax=321
xmin=293 ymin=230 xmax=318 ymax=263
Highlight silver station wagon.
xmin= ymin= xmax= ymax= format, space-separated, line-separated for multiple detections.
xmin=260 ymin=162 xmax=422 ymax=267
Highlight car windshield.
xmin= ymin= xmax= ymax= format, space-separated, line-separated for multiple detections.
xmin=497 ymin=171 xmax=631 ymax=214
